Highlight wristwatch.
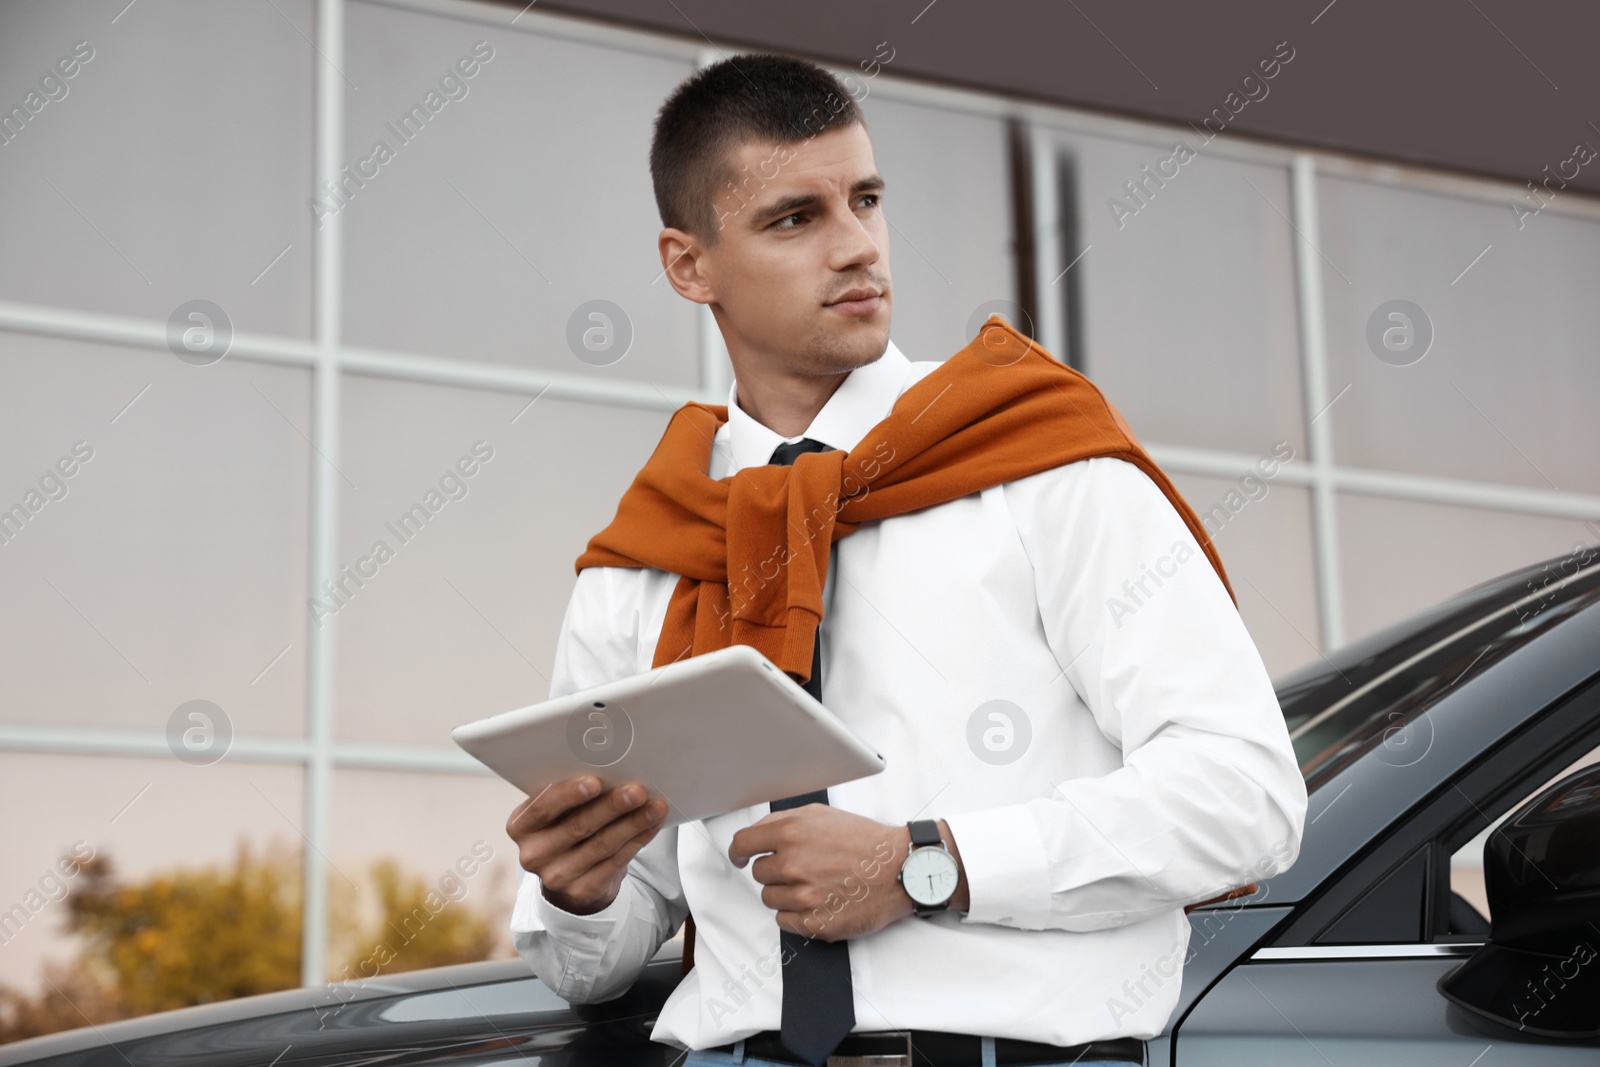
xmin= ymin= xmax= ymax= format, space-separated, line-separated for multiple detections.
xmin=898 ymin=819 xmax=959 ymax=917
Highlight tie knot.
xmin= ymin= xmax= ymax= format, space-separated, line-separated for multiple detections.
xmin=768 ymin=437 xmax=834 ymax=466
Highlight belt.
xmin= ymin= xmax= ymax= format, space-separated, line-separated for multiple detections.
xmin=713 ymin=1030 xmax=1145 ymax=1067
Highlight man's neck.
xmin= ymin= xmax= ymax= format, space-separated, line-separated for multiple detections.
xmin=733 ymin=368 xmax=850 ymax=440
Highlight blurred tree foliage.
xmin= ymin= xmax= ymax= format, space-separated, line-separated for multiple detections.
xmin=332 ymin=858 xmax=503 ymax=985
xmin=0 ymin=840 xmax=507 ymax=1045
xmin=0 ymin=956 xmax=125 ymax=1046
xmin=81 ymin=840 xmax=308 ymax=1013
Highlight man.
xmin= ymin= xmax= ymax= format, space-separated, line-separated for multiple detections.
xmin=508 ymin=52 xmax=1307 ymax=1067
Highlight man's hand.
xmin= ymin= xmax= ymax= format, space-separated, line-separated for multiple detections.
xmin=506 ymin=775 xmax=668 ymax=916
xmin=728 ymin=806 xmax=969 ymax=941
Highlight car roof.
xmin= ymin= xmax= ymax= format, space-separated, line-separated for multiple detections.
xmin=1276 ymin=548 xmax=1600 ymax=789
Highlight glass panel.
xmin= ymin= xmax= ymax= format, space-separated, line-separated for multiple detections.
xmin=0 ymin=754 xmax=303 ymax=996
xmin=1336 ymin=492 xmax=1598 ymax=643
xmin=856 ymin=95 xmax=1016 ymax=362
xmin=1277 ymin=550 xmax=1600 ymax=788
xmin=1318 ymin=175 xmax=1600 ymax=494
xmin=1167 ymin=471 xmax=1319 ymax=680
xmin=334 ymin=374 xmax=671 ymax=745
xmin=0 ymin=332 xmax=309 ymax=737
xmin=0 ymin=0 xmax=313 ymax=336
xmin=340 ymin=2 xmax=699 ymax=385
xmin=1052 ymin=128 xmax=1306 ymax=456
xmin=326 ymin=768 xmax=527 ymax=982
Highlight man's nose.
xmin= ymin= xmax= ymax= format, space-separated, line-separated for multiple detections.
xmin=829 ymin=210 xmax=882 ymax=272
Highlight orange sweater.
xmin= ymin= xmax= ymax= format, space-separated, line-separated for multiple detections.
xmin=578 ymin=315 xmax=1234 ymax=677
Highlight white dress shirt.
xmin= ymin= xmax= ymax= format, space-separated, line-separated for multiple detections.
xmin=510 ymin=338 xmax=1308 ymax=1050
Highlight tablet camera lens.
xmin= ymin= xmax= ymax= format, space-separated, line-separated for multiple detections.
xmin=567 ymin=703 xmax=633 ymax=767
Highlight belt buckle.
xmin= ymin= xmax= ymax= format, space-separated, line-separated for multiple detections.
xmin=825 ymin=1029 xmax=913 ymax=1067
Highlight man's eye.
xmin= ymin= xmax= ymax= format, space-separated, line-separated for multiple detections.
xmin=772 ymin=196 xmax=878 ymax=229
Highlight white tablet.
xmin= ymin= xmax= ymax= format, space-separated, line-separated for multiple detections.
xmin=451 ymin=643 xmax=885 ymax=827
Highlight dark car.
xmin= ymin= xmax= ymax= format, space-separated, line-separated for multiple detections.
xmin=5 ymin=550 xmax=1600 ymax=1067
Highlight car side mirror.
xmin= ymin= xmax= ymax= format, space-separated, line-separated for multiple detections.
xmin=1437 ymin=762 xmax=1600 ymax=1038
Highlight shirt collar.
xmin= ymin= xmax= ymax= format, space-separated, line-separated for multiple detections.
xmin=723 ymin=340 xmax=912 ymax=474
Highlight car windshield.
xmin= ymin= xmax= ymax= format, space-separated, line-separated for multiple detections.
xmin=1273 ymin=550 xmax=1600 ymax=791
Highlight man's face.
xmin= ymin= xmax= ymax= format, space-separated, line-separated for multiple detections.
xmin=664 ymin=123 xmax=893 ymax=377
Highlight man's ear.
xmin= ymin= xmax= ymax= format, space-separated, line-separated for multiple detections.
xmin=658 ymin=228 xmax=715 ymax=305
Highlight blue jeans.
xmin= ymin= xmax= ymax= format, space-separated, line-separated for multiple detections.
xmin=682 ymin=1039 xmax=1143 ymax=1067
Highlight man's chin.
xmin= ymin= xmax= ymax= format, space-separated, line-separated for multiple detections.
xmin=819 ymin=324 xmax=890 ymax=371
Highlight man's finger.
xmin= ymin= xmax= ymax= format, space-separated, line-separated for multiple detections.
xmin=549 ymin=822 xmax=664 ymax=904
xmin=728 ymin=807 xmax=810 ymax=868
xmin=507 ymin=775 xmax=601 ymax=836
xmin=572 ymin=797 xmax=667 ymax=869
xmin=760 ymin=883 xmax=811 ymax=914
xmin=554 ymin=782 xmax=655 ymax=844
xmin=748 ymin=853 xmax=796 ymax=887
xmin=776 ymin=907 xmax=845 ymax=942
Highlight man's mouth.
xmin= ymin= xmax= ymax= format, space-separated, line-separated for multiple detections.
xmin=826 ymin=288 xmax=883 ymax=316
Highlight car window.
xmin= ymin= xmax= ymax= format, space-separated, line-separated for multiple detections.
xmin=1447 ymin=740 xmax=1600 ymax=927
xmin=1275 ymin=556 xmax=1600 ymax=791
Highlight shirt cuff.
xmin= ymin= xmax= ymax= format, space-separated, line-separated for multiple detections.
xmin=510 ymin=874 xmax=637 ymax=1003
xmin=530 ymin=877 xmax=633 ymax=944
xmin=942 ymin=803 xmax=1053 ymax=929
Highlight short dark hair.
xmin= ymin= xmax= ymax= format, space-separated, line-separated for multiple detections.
xmin=650 ymin=53 xmax=865 ymax=244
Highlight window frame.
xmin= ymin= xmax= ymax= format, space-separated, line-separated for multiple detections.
xmin=1266 ymin=671 xmax=1600 ymax=947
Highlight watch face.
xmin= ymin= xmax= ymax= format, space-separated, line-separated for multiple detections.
xmin=902 ymin=847 xmax=959 ymax=906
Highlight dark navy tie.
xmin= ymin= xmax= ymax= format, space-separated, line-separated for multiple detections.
xmin=766 ymin=437 xmax=855 ymax=1067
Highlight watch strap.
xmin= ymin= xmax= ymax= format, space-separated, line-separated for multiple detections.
xmin=907 ymin=818 xmax=943 ymax=849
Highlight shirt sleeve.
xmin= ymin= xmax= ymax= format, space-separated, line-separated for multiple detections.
xmin=941 ymin=457 xmax=1309 ymax=933
xmin=508 ymin=565 xmax=690 ymax=1002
